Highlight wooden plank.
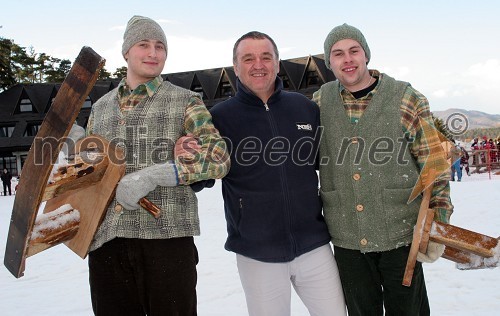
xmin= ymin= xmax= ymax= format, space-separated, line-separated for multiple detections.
xmin=27 ymin=207 xmax=80 ymax=257
xmin=42 ymin=135 xmax=125 ymax=258
xmin=442 ymin=246 xmax=470 ymax=264
xmin=42 ymin=157 xmax=108 ymax=201
xmin=403 ymin=182 xmax=434 ymax=287
xmin=442 ymin=243 xmax=499 ymax=270
xmin=419 ymin=208 xmax=435 ymax=253
xmin=3 ymin=47 xmax=105 ymax=278
xmin=430 ymin=221 xmax=498 ymax=258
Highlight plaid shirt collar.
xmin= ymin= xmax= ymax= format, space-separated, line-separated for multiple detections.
xmin=339 ymin=69 xmax=381 ymax=97
xmin=118 ymin=75 xmax=163 ymax=99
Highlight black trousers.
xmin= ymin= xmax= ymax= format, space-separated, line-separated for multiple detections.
xmin=2 ymin=182 xmax=11 ymax=195
xmin=334 ymin=245 xmax=430 ymax=316
xmin=89 ymin=237 xmax=198 ymax=316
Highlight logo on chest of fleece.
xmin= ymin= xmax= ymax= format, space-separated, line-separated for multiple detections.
xmin=296 ymin=122 xmax=313 ymax=131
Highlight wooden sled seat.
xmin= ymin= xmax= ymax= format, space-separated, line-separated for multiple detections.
xmin=29 ymin=135 xmax=125 ymax=258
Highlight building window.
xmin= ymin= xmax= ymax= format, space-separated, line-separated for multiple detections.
xmin=280 ymin=75 xmax=291 ymax=89
xmin=1 ymin=156 xmax=18 ymax=176
xmin=0 ymin=126 xmax=15 ymax=137
xmin=82 ymin=96 xmax=92 ymax=108
xmin=192 ymin=85 xmax=204 ymax=99
xmin=217 ymin=82 xmax=233 ymax=98
xmin=20 ymin=154 xmax=28 ymax=170
xmin=19 ymin=98 xmax=33 ymax=112
xmin=23 ymin=123 xmax=42 ymax=137
xmin=305 ymin=70 xmax=319 ymax=86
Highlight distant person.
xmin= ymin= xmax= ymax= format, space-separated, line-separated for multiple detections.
xmin=470 ymin=137 xmax=480 ymax=166
xmin=480 ymin=136 xmax=488 ymax=148
xmin=480 ymin=136 xmax=488 ymax=164
xmin=209 ymin=31 xmax=346 ymax=316
xmin=460 ymin=145 xmax=470 ymax=176
xmin=496 ymin=137 xmax=500 ymax=162
xmin=448 ymin=140 xmax=463 ymax=181
xmin=313 ymin=23 xmax=453 ymax=315
xmin=1 ymin=168 xmax=12 ymax=196
xmin=487 ymin=139 xmax=497 ymax=163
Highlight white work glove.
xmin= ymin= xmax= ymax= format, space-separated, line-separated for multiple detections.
xmin=115 ymin=163 xmax=178 ymax=210
xmin=417 ymin=241 xmax=445 ymax=263
xmin=61 ymin=123 xmax=86 ymax=156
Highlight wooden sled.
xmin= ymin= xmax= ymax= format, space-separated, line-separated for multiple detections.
xmin=4 ymin=47 xmax=105 ymax=278
xmin=31 ymin=136 xmax=161 ymax=259
xmin=4 ymin=47 xmax=161 ymax=279
xmin=29 ymin=135 xmax=126 ymax=258
xmin=403 ymin=181 xmax=499 ymax=286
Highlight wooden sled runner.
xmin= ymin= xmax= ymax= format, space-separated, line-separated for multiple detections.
xmin=432 ymin=222 xmax=499 ymax=270
xmin=4 ymin=47 xmax=106 ymax=278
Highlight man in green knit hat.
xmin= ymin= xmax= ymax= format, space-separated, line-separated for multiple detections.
xmin=313 ymin=23 xmax=454 ymax=315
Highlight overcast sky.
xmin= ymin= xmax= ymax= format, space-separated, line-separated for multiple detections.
xmin=2 ymin=0 xmax=499 ymax=114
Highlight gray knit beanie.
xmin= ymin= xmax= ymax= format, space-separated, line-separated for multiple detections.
xmin=323 ymin=23 xmax=370 ymax=69
xmin=122 ymin=15 xmax=167 ymax=57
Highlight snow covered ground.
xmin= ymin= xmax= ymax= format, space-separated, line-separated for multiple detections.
xmin=1 ymin=172 xmax=499 ymax=315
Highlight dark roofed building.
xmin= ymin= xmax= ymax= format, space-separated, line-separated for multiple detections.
xmin=0 ymin=54 xmax=335 ymax=177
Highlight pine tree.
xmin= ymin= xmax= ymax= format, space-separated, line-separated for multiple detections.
xmin=0 ymin=37 xmax=16 ymax=90
xmin=432 ymin=113 xmax=454 ymax=141
xmin=113 ymin=66 xmax=128 ymax=79
xmin=45 ymin=58 xmax=71 ymax=83
xmin=98 ymin=67 xmax=112 ymax=81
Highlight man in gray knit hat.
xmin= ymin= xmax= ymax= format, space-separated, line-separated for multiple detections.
xmin=313 ymin=23 xmax=454 ymax=315
xmin=83 ymin=15 xmax=230 ymax=315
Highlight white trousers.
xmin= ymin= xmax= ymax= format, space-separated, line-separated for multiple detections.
xmin=236 ymin=244 xmax=346 ymax=316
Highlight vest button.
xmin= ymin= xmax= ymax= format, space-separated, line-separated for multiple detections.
xmin=114 ymin=204 xmax=123 ymax=213
xmin=360 ymin=238 xmax=368 ymax=246
xmin=353 ymin=173 xmax=361 ymax=181
xmin=356 ymin=204 xmax=364 ymax=212
xmin=352 ymin=137 xmax=358 ymax=144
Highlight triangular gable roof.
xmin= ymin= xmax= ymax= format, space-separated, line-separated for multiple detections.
xmin=13 ymin=87 xmax=38 ymax=114
xmin=0 ymin=84 xmax=23 ymax=115
xmin=43 ymin=86 xmax=59 ymax=113
xmin=299 ymin=56 xmax=322 ymax=89
xmin=215 ymin=68 xmax=236 ymax=98
xmin=190 ymin=75 xmax=207 ymax=99
xmin=223 ymin=67 xmax=237 ymax=90
xmin=195 ymin=68 xmax=223 ymax=100
xmin=311 ymin=54 xmax=336 ymax=83
xmin=166 ymin=72 xmax=195 ymax=89
xmin=24 ymin=84 xmax=55 ymax=113
xmin=280 ymin=57 xmax=308 ymax=90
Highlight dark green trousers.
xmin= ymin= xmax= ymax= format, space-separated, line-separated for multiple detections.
xmin=334 ymin=245 xmax=430 ymax=316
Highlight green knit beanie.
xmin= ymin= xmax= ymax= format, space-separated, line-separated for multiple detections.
xmin=122 ymin=15 xmax=167 ymax=57
xmin=323 ymin=23 xmax=370 ymax=69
